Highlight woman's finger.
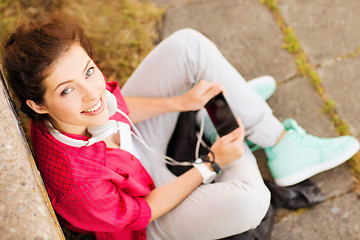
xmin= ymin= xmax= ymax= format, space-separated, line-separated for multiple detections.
xmin=219 ymin=118 xmax=245 ymax=143
xmin=195 ymin=81 xmax=224 ymax=97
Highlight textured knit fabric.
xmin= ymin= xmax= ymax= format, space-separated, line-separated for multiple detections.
xmin=31 ymin=81 xmax=154 ymax=240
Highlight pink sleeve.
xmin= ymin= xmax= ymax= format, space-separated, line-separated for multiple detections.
xmin=56 ymin=180 xmax=151 ymax=233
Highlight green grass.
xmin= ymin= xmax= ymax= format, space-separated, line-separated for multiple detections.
xmin=63 ymin=0 xmax=165 ymax=87
xmin=0 ymin=0 xmax=165 ymax=86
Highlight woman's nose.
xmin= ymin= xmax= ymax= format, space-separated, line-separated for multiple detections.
xmin=81 ymin=84 xmax=97 ymax=101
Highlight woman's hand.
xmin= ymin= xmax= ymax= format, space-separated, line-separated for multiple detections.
xmin=210 ymin=118 xmax=245 ymax=167
xmin=125 ymin=80 xmax=224 ymax=123
xmin=180 ymin=80 xmax=224 ymax=112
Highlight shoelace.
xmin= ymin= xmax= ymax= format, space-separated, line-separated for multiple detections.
xmin=286 ymin=122 xmax=328 ymax=147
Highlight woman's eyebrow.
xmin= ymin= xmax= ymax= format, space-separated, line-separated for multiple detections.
xmin=83 ymin=59 xmax=92 ymax=74
xmin=54 ymin=80 xmax=73 ymax=92
xmin=54 ymin=59 xmax=92 ymax=92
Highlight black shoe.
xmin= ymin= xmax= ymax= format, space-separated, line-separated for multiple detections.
xmin=264 ymin=179 xmax=326 ymax=210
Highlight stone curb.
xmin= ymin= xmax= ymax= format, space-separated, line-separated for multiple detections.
xmin=0 ymin=68 xmax=64 ymax=240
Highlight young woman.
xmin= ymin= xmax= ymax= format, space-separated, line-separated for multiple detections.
xmin=3 ymin=14 xmax=359 ymax=240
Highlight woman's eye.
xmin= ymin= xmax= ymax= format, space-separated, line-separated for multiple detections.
xmin=86 ymin=67 xmax=94 ymax=78
xmin=61 ymin=88 xmax=73 ymax=96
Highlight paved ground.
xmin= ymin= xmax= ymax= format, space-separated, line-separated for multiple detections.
xmin=147 ymin=0 xmax=360 ymax=239
xmin=1 ymin=1 xmax=360 ymax=239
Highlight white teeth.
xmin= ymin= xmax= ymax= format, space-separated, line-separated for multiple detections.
xmin=83 ymin=100 xmax=102 ymax=113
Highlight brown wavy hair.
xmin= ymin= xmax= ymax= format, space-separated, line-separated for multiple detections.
xmin=2 ymin=13 xmax=95 ymax=120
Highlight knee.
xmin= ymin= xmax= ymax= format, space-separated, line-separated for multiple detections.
xmin=166 ymin=28 xmax=210 ymax=51
xmin=243 ymin=184 xmax=271 ymax=229
xmin=228 ymin=182 xmax=271 ymax=230
xmin=170 ymin=28 xmax=204 ymax=41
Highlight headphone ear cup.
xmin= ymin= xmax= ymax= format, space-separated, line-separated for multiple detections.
xmin=106 ymin=90 xmax=117 ymax=117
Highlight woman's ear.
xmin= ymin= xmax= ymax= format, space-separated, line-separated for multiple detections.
xmin=26 ymin=99 xmax=49 ymax=114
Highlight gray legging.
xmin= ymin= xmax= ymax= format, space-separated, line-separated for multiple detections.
xmin=121 ymin=29 xmax=284 ymax=240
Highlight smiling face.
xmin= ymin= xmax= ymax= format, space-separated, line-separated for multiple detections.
xmin=27 ymin=43 xmax=110 ymax=135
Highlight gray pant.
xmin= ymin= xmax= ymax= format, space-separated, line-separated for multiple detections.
xmin=121 ymin=29 xmax=284 ymax=240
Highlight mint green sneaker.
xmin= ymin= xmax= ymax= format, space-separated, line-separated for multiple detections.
xmin=265 ymin=119 xmax=360 ymax=186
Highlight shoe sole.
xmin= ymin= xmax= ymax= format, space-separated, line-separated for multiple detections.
xmin=274 ymin=140 xmax=360 ymax=187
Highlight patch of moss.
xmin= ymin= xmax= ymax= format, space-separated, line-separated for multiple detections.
xmin=283 ymin=27 xmax=300 ymax=53
xmin=339 ymin=46 xmax=360 ymax=59
xmin=260 ymin=0 xmax=278 ymax=10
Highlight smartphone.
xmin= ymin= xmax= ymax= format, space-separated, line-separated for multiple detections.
xmin=205 ymin=92 xmax=239 ymax=137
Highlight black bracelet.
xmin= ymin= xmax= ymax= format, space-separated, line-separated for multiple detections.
xmin=200 ymin=150 xmax=222 ymax=175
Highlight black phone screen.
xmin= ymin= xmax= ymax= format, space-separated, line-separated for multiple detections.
xmin=205 ymin=92 xmax=239 ymax=137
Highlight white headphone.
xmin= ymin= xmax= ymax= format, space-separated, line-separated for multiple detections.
xmin=45 ymin=90 xmax=195 ymax=166
xmin=46 ymin=90 xmax=126 ymax=147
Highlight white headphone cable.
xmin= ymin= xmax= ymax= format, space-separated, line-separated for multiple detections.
xmin=116 ymin=108 xmax=206 ymax=166
xmin=45 ymin=105 xmax=206 ymax=166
